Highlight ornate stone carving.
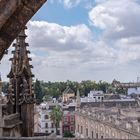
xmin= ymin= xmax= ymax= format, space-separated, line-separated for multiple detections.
xmin=7 ymin=27 xmax=35 ymax=136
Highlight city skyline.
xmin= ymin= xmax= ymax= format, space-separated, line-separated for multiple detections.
xmin=1 ymin=0 xmax=140 ymax=83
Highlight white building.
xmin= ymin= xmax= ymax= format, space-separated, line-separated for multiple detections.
xmin=128 ymin=87 xmax=140 ymax=96
xmin=81 ymin=90 xmax=104 ymax=102
xmin=88 ymin=90 xmax=104 ymax=101
xmin=38 ymin=102 xmax=62 ymax=136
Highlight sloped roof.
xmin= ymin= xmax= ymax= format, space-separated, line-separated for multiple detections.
xmin=63 ymin=86 xmax=75 ymax=94
xmin=104 ymin=94 xmax=121 ymax=100
xmin=108 ymin=94 xmax=121 ymax=100
xmin=81 ymin=100 xmax=138 ymax=108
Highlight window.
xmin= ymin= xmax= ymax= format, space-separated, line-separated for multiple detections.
xmin=98 ymin=97 xmax=100 ymax=99
xmin=70 ymin=121 xmax=74 ymax=125
xmin=44 ymin=115 xmax=49 ymax=119
xmin=101 ymin=126 xmax=103 ymax=131
xmin=57 ymin=130 xmax=60 ymax=135
xmin=51 ymin=130 xmax=54 ymax=133
xmin=96 ymin=133 xmax=98 ymax=139
xmin=64 ymin=117 xmax=68 ymax=122
xmin=71 ymin=126 xmax=74 ymax=131
xmin=112 ymin=132 xmax=115 ymax=137
xmin=106 ymin=129 xmax=108 ymax=134
xmin=78 ymin=124 xmax=79 ymax=132
xmin=86 ymin=128 xmax=88 ymax=137
xmin=92 ymin=131 xmax=94 ymax=138
xmin=70 ymin=116 xmax=74 ymax=121
xmin=42 ymin=107 xmax=46 ymax=110
xmin=64 ymin=121 xmax=68 ymax=125
xmin=81 ymin=126 xmax=83 ymax=134
xmin=101 ymin=135 xmax=103 ymax=139
xmin=138 ymin=117 xmax=140 ymax=123
xmin=64 ymin=127 xmax=68 ymax=131
xmin=51 ymin=123 xmax=54 ymax=128
xmin=45 ymin=123 xmax=48 ymax=128
xmin=39 ymin=114 xmax=41 ymax=118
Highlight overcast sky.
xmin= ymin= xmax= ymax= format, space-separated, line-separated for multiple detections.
xmin=1 ymin=0 xmax=140 ymax=83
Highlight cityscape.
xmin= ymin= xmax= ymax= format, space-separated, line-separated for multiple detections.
xmin=1 ymin=0 xmax=140 ymax=139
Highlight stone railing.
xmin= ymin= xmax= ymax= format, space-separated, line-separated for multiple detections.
xmin=0 ymin=138 xmax=139 ymax=140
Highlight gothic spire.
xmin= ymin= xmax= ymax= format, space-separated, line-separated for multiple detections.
xmin=7 ymin=27 xmax=35 ymax=106
xmin=7 ymin=27 xmax=35 ymax=137
xmin=76 ymin=89 xmax=81 ymax=108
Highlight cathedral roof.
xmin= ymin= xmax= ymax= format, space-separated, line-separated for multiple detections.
xmin=81 ymin=100 xmax=138 ymax=108
xmin=108 ymin=94 xmax=121 ymax=100
xmin=63 ymin=86 xmax=75 ymax=94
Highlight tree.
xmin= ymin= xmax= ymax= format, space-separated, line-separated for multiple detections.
xmin=97 ymin=80 xmax=109 ymax=93
xmin=107 ymin=85 xmax=116 ymax=93
xmin=116 ymin=87 xmax=127 ymax=95
xmin=49 ymin=106 xmax=63 ymax=135
xmin=34 ymin=79 xmax=44 ymax=104
xmin=33 ymin=80 xmax=113 ymax=102
xmin=42 ymin=94 xmax=52 ymax=102
xmin=63 ymin=131 xmax=75 ymax=137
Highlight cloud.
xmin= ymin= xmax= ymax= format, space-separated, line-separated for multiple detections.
xmin=2 ymin=0 xmax=140 ymax=82
xmin=26 ymin=21 xmax=116 ymax=67
xmin=20 ymin=18 xmax=140 ymax=82
xmin=2 ymin=20 xmax=116 ymax=81
xmin=57 ymin=0 xmax=81 ymax=9
xmin=0 ymin=48 xmax=13 ymax=81
xmin=88 ymin=0 xmax=140 ymax=64
xmin=27 ymin=21 xmax=92 ymax=51
xmin=89 ymin=0 xmax=140 ymax=40
xmin=50 ymin=0 xmax=93 ymax=9
xmin=22 ymin=20 xmax=119 ymax=82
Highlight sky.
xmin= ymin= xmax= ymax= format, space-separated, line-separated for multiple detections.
xmin=1 ymin=0 xmax=140 ymax=83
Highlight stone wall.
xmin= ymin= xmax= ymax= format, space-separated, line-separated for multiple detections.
xmin=75 ymin=107 xmax=140 ymax=139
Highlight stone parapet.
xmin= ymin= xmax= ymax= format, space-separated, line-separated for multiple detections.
xmin=0 ymin=138 xmax=138 ymax=140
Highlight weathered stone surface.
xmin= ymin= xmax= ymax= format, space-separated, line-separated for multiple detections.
xmin=7 ymin=28 xmax=35 ymax=137
xmin=0 ymin=0 xmax=18 ymax=29
xmin=0 ymin=138 xmax=137 ymax=140
xmin=0 ymin=0 xmax=47 ymax=60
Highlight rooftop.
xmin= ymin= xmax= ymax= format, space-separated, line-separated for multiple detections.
xmin=63 ymin=87 xmax=75 ymax=94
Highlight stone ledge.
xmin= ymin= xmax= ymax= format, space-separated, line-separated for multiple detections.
xmin=0 ymin=138 xmax=138 ymax=140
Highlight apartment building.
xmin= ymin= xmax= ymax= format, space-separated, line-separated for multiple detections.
xmin=38 ymin=102 xmax=62 ymax=136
